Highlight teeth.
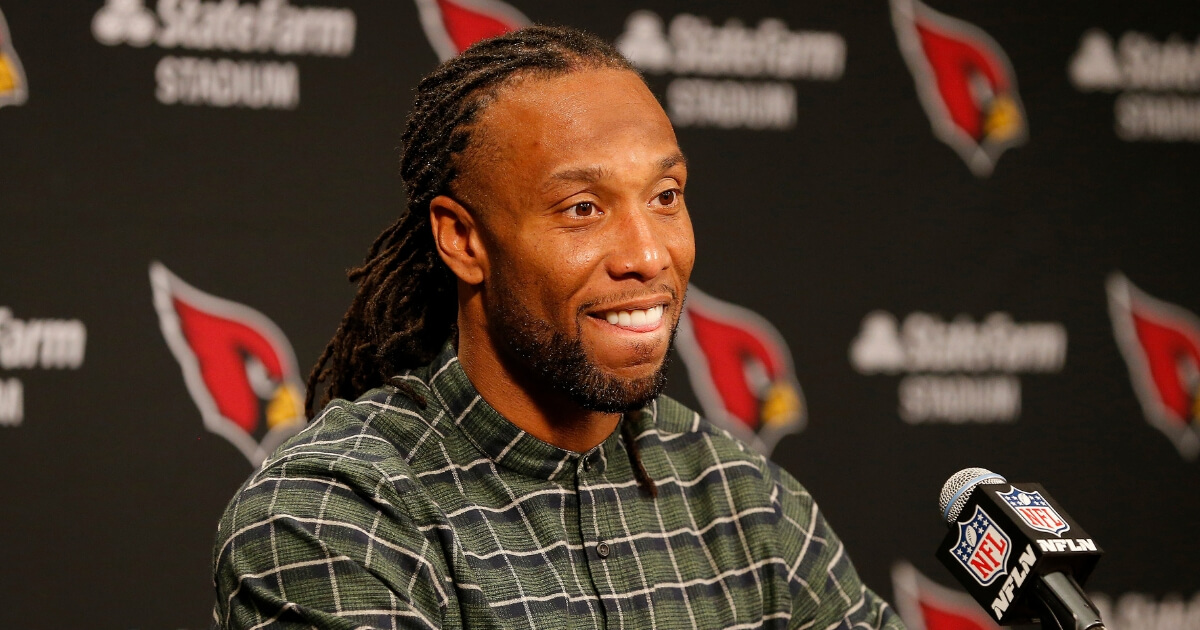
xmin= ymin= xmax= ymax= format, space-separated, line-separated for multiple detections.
xmin=601 ymin=305 xmax=665 ymax=328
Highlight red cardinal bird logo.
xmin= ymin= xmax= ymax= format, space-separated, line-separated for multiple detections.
xmin=0 ymin=6 xmax=28 ymax=109
xmin=890 ymin=0 xmax=1026 ymax=177
xmin=414 ymin=0 xmax=530 ymax=61
xmin=892 ymin=561 xmax=1001 ymax=630
xmin=150 ymin=262 xmax=306 ymax=465
xmin=675 ymin=286 xmax=806 ymax=455
xmin=1108 ymin=273 xmax=1200 ymax=459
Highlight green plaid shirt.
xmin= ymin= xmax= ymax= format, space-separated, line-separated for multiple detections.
xmin=212 ymin=343 xmax=904 ymax=630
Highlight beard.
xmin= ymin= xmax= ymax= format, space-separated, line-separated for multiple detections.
xmin=487 ymin=282 xmax=676 ymax=414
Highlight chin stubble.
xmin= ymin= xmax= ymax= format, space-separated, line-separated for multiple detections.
xmin=489 ymin=293 xmax=676 ymax=414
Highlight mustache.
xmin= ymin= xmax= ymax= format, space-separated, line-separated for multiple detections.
xmin=577 ymin=283 xmax=682 ymax=314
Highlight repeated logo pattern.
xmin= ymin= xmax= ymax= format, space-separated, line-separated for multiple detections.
xmin=0 ymin=307 xmax=87 ymax=427
xmin=675 ymin=286 xmax=805 ymax=456
xmin=0 ymin=6 xmax=27 ymax=108
xmin=415 ymin=0 xmax=529 ymax=61
xmin=150 ymin=262 xmax=306 ymax=465
xmin=1108 ymin=273 xmax=1200 ymax=460
xmin=850 ymin=310 xmax=1066 ymax=424
xmin=90 ymin=0 xmax=356 ymax=109
xmin=891 ymin=0 xmax=1026 ymax=176
xmin=1070 ymin=29 xmax=1200 ymax=142
xmin=616 ymin=10 xmax=845 ymax=130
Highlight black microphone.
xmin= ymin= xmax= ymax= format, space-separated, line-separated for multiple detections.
xmin=934 ymin=467 xmax=1106 ymax=630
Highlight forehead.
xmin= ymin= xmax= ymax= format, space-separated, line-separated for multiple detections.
xmin=464 ymin=67 xmax=680 ymax=190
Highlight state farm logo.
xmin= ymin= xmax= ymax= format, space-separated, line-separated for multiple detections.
xmin=851 ymin=311 xmax=1067 ymax=424
xmin=0 ymin=307 xmax=88 ymax=427
xmin=675 ymin=286 xmax=805 ymax=456
xmin=616 ymin=11 xmax=846 ymax=131
xmin=1107 ymin=273 xmax=1200 ymax=459
xmin=150 ymin=262 xmax=306 ymax=464
xmin=890 ymin=0 xmax=1027 ymax=176
xmin=1070 ymin=29 xmax=1200 ymax=142
xmin=92 ymin=0 xmax=357 ymax=109
xmin=0 ymin=6 xmax=28 ymax=108
xmin=93 ymin=0 xmax=156 ymax=47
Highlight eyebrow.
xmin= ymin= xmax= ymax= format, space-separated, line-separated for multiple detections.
xmin=659 ymin=152 xmax=688 ymax=172
xmin=546 ymin=151 xmax=689 ymax=186
xmin=550 ymin=165 xmax=610 ymax=185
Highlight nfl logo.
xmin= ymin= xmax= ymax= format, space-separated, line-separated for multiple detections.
xmin=951 ymin=505 xmax=1012 ymax=586
xmin=998 ymin=488 xmax=1071 ymax=537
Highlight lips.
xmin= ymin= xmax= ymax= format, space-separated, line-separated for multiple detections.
xmin=585 ymin=294 xmax=672 ymax=334
xmin=601 ymin=305 xmax=664 ymax=328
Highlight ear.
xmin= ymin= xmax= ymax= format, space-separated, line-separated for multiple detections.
xmin=430 ymin=195 xmax=487 ymax=286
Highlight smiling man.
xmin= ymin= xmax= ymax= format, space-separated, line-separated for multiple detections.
xmin=212 ymin=26 xmax=904 ymax=630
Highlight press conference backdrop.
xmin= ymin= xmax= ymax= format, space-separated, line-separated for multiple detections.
xmin=2 ymin=1 xmax=1198 ymax=627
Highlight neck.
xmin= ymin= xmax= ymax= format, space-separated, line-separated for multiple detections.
xmin=456 ymin=313 xmax=620 ymax=454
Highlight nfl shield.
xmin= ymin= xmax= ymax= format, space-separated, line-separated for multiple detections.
xmin=950 ymin=505 xmax=1012 ymax=586
xmin=998 ymin=488 xmax=1071 ymax=537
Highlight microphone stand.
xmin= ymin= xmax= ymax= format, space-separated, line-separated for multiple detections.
xmin=1033 ymin=572 xmax=1106 ymax=630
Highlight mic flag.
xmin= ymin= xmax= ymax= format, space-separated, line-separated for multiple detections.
xmin=935 ymin=474 xmax=1102 ymax=626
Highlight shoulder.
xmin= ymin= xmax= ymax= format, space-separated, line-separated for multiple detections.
xmin=211 ymin=390 xmax=448 ymax=581
xmin=268 ymin=371 xmax=445 ymax=470
xmin=211 ymin=392 xmax=456 ymax=628
xmin=260 ymin=390 xmax=416 ymax=474
xmin=648 ymin=395 xmax=768 ymax=465
xmin=643 ymin=395 xmax=797 ymax=499
xmin=216 ymin=387 xmax=435 ymax=534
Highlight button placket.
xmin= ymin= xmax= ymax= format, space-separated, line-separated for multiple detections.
xmin=576 ymin=445 xmax=624 ymax=623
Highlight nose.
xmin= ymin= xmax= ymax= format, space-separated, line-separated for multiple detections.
xmin=606 ymin=206 xmax=670 ymax=281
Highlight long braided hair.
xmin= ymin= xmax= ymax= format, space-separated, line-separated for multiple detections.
xmin=304 ymin=26 xmax=636 ymax=419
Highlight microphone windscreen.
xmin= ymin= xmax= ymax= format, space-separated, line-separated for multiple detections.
xmin=939 ymin=467 xmax=1007 ymax=523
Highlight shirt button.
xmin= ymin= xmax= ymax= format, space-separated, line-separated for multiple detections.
xmin=582 ymin=457 xmax=592 ymax=472
xmin=596 ymin=542 xmax=610 ymax=558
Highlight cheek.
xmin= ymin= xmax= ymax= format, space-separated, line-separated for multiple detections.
xmin=667 ymin=214 xmax=697 ymax=280
xmin=525 ymin=236 xmax=602 ymax=313
xmin=559 ymin=239 xmax=604 ymax=272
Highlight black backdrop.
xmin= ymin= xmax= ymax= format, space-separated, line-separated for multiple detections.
xmin=2 ymin=1 xmax=1198 ymax=628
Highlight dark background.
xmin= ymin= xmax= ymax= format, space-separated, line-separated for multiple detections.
xmin=1 ymin=1 xmax=1196 ymax=627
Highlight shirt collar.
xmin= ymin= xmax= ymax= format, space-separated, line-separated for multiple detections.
xmin=420 ymin=342 xmax=628 ymax=481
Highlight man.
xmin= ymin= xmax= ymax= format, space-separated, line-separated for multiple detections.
xmin=212 ymin=26 xmax=904 ymax=630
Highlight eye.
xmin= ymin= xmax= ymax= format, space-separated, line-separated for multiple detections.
xmin=656 ymin=189 xmax=680 ymax=206
xmin=565 ymin=202 xmax=601 ymax=218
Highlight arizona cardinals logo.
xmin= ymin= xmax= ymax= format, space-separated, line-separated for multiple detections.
xmin=414 ymin=0 xmax=530 ymax=62
xmin=150 ymin=262 xmax=306 ymax=465
xmin=0 ymin=6 xmax=28 ymax=109
xmin=1108 ymin=272 xmax=1200 ymax=459
xmin=890 ymin=0 xmax=1026 ymax=176
xmin=675 ymin=286 xmax=805 ymax=455
xmin=892 ymin=561 xmax=1001 ymax=630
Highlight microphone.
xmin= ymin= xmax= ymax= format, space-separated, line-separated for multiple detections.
xmin=935 ymin=467 xmax=1106 ymax=630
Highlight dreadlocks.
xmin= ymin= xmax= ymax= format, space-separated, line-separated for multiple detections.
xmin=304 ymin=26 xmax=636 ymax=419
